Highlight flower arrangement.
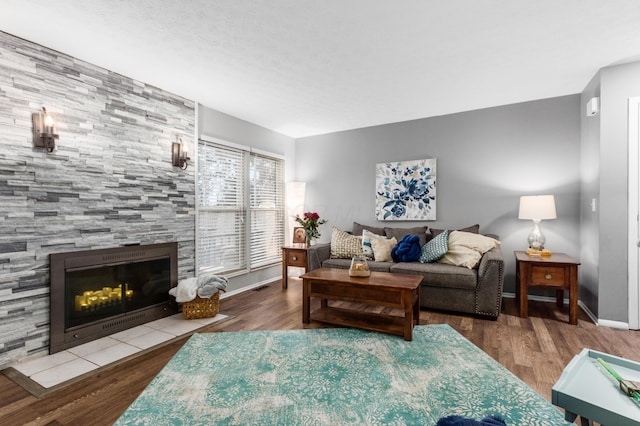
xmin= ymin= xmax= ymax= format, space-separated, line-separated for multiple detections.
xmin=294 ymin=212 xmax=327 ymax=241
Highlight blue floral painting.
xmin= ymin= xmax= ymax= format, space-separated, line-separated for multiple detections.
xmin=375 ymin=158 xmax=436 ymax=220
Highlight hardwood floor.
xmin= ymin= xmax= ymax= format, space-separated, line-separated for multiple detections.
xmin=1 ymin=278 xmax=639 ymax=425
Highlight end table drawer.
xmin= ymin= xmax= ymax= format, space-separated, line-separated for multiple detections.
xmin=531 ymin=266 xmax=565 ymax=286
xmin=286 ymin=250 xmax=307 ymax=267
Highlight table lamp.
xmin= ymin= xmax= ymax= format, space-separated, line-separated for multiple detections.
xmin=518 ymin=195 xmax=557 ymax=250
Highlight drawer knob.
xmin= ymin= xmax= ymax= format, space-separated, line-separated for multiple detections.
xmin=545 ymin=273 xmax=552 ymax=280
xmin=292 ymin=256 xmax=297 ymax=261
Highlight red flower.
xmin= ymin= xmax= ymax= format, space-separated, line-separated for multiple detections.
xmin=294 ymin=212 xmax=327 ymax=240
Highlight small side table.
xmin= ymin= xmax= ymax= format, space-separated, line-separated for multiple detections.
xmin=552 ymin=348 xmax=640 ymax=425
xmin=281 ymin=245 xmax=310 ymax=289
xmin=514 ymin=251 xmax=581 ymax=325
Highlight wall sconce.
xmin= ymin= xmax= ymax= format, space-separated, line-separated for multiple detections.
xmin=32 ymin=107 xmax=58 ymax=152
xmin=172 ymin=138 xmax=190 ymax=170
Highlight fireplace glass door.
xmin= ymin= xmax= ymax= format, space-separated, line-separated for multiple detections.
xmin=65 ymin=257 xmax=171 ymax=330
xmin=50 ymin=242 xmax=178 ymax=353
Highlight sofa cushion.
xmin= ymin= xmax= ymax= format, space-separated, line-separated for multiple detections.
xmin=362 ymin=229 xmax=392 ymax=260
xmin=439 ymin=231 xmax=500 ymax=269
xmin=330 ymin=227 xmax=364 ymax=259
xmin=390 ymin=262 xmax=477 ymax=290
xmin=419 ymin=230 xmax=449 ymax=263
xmin=430 ymin=224 xmax=480 ymax=239
xmin=370 ymin=236 xmax=397 ymax=262
xmin=322 ymin=258 xmax=393 ymax=272
xmin=384 ymin=226 xmax=429 ymax=246
xmin=352 ymin=222 xmax=386 ymax=237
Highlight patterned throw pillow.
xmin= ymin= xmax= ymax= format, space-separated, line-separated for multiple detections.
xmin=330 ymin=227 xmax=364 ymax=259
xmin=419 ymin=230 xmax=449 ymax=263
xmin=362 ymin=229 xmax=390 ymax=260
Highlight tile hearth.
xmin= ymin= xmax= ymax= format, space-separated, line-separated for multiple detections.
xmin=6 ymin=313 xmax=228 ymax=394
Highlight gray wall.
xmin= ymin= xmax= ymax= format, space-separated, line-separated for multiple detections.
xmin=296 ymin=95 xmax=582 ymax=295
xmin=197 ymin=105 xmax=296 ymax=293
xmin=0 ymin=32 xmax=195 ymax=368
xmin=595 ymin=61 xmax=640 ymax=322
xmin=580 ymin=73 xmax=601 ymax=318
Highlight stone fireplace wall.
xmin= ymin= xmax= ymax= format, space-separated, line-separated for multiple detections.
xmin=0 ymin=31 xmax=196 ymax=368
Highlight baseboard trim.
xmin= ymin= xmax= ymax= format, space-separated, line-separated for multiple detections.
xmin=578 ymin=300 xmax=599 ymax=325
xmin=221 ymin=277 xmax=281 ymax=299
xmin=597 ymin=319 xmax=630 ymax=330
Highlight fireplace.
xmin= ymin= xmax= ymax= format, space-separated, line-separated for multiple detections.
xmin=49 ymin=242 xmax=179 ymax=354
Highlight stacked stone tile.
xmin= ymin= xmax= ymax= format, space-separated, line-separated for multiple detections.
xmin=0 ymin=31 xmax=196 ymax=368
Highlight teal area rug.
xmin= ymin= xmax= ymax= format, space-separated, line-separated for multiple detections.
xmin=115 ymin=325 xmax=571 ymax=425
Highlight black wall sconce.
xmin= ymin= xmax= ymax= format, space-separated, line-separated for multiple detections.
xmin=172 ymin=137 xmax=190 ymax=170
xmin=32 ymin=107 xmax=58 ymax=152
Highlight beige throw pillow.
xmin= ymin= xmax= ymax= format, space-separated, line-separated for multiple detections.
xmin=330 ymin=227 xmax=364 ymax=259
xmin=438 ymin=231 xmax=500 ymax=269
xmin=362 ymin=229 xmax=390 ymax=260
xmin=370 ymin=237 xmax=397 ymax=262
xmin=439 ymin=245 xmax=483 ymax=269
xmin=448 ymin=231 xmax=500 ymax=253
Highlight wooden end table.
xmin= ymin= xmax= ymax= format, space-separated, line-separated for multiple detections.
xmin=301 ymin=268 xmax=422 ymax=341
xmin=281 ymin=245 xmax=311 ymax=289
xmin=514 ymin=251 xmax=580 ymax=325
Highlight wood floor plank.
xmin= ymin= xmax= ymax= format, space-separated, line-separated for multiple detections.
xmin=2 ymin=277 xmax=639 ymax=425
xmin=530 ymin=316 xmax=558 ymax=354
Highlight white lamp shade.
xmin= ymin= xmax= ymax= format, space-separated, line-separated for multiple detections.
xmin=518 ymin=195 xmax=557 ymax=220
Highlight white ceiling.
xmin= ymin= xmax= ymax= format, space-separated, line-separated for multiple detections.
xmin=2 ymin=0 xmax=640 ymax=138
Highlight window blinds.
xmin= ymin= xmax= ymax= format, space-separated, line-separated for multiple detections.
xmin=197 ymin=142 xmax=246 ymax=274
xmin=197 ymin=139 xmax=284 ymax=274
xmin=250 ymin=154 xmax=285 ymax=268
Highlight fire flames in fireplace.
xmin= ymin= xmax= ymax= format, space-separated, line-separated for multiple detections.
xmin=74 ymin=284 xmax=134 ymax=312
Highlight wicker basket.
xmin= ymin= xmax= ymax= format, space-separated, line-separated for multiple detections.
xmin=182 ymin=292 xmax=220 ymax=320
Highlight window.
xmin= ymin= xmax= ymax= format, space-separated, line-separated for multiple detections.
xmin=197 ymin=138 xmax=284 ymax=275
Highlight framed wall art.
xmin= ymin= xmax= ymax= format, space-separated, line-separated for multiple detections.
xmin=375 ymin=158 xmax=436 ymax=221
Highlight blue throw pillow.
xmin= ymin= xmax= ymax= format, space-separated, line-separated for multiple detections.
xmin=391 ymin=234 xmax=422 ymax=262
xmin=419 ymin=230 xmax=449 ymax=263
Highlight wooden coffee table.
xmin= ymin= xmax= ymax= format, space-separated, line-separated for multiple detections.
xmin=301 ymin=268 xmax=422 ymax=341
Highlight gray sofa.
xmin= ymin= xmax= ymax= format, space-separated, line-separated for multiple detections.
xmin=306 ymin=223 xmax=505 ymax=318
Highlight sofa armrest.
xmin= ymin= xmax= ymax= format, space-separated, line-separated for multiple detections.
xmin=307 ymin=244 xmax=331 ymax=271
xmin=475 ymin=245 xmax=505 ymax=317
